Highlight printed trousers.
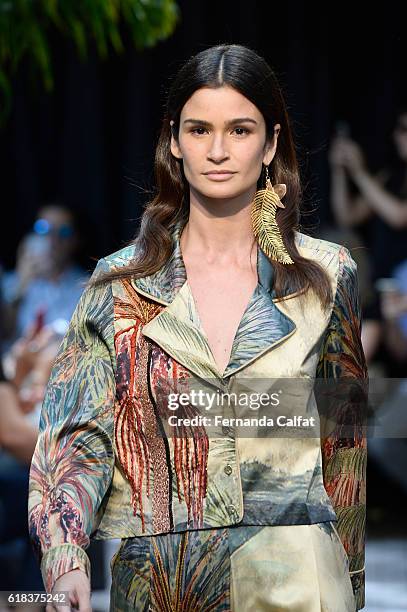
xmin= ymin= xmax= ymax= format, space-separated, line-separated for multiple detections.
xmin=109 ymin=521 xmax=356 ymax=611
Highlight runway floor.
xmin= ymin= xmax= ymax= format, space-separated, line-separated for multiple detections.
xmin=365 ymin=538 xmax=407 ymax=611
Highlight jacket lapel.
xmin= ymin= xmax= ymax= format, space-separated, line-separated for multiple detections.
xmin=222 ymin=254 xmax=296 ymax=378
xmin=135 ymin=220 xmax=297 ymax=380
xmin=141 ymin=280 xmax=224 ymax=381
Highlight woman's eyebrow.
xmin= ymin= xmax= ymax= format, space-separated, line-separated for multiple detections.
xmin=183 ymin=117 xmax=258 ymax=127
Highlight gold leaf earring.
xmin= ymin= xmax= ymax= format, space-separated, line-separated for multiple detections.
xmin=251 ymin=165 xmax=294 ymax=264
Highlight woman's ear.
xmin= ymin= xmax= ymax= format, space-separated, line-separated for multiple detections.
xmin=170 ymin=120 xmax=183 ymax=160
xmin=263 ymin=123 xmax=281 ymax=166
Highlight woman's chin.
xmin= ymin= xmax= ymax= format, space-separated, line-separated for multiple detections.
xmin=192 ymin=182 xmax=252 ymax=202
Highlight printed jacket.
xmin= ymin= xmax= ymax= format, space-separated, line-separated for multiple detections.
xmin=28 ymin=220 xmax=368 ymax=609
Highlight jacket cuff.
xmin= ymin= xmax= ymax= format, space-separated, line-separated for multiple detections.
xmin=350 ymin=567 xmax=365 ymax=610
xmin=40 ymin=543 xmax=91 ymax=594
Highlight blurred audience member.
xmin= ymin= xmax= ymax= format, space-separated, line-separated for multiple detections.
xmin=7 ymin=323 xmax=65 ymax=418
xmin=0 ymin=354 xmax=42 ymax=599
xmin=329 ymin=110 xmax=407 ymax=281
xmin=2 ymin=204 xmax=88 ymax=345
xmin=0 ymin=378 xmax=37 ymax=465
xmin=377 ymin=262 xmax=407 ymax=363
xmin=0 ymin=280 xmax=39 ymax=462
xmin=368 ymin=266 xmax=407 ymax=512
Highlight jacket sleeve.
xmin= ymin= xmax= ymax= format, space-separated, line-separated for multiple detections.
xmin=316 ymin=246 xmax=368 ymax=610
xmin=28 ymin=258 xmax=116 ymax=593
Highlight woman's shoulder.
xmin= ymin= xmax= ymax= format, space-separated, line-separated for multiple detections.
xmin=98 ymin=244 xmax=138 ymax=270
xmin=294 ymin=230 xmax=356 ymax=272
xmin=86 ymin=244 xmax=138 ymax=290
xmin=295 ymin=232 xmax=359 ymax=310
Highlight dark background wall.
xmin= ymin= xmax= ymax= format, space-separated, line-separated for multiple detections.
xmin=1 ymin=1 xmax=406 ymax=269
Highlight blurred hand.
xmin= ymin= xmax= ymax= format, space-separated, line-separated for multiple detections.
xmin=16 ymin=253 xmax=45 ymax=292
xmin=46 ymin=569 xmax=92 ymax=612
xmin=10 ymin=325 xmax=60 ymax=412
xmin=329 ymin=135 xmax=347 ymax=167
xmin=329 ymin=136 xmax=366 ymax=174
xmin=11 ymin=326 xmax=55 ymax=388
xmin=0 ymin=382 xmax=38 ymax=463
xmin=15 ymin=235 xmax=53 ymax=296
xmin=380 ymin=291 xmax=407 ymax=320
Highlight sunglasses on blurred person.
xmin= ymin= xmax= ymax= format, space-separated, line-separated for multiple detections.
xmin=33 ymin=219 xmax=75 ymax=239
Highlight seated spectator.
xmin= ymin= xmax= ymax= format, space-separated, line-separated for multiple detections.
xmin=0 ymin=280 xmax=65 ymax=603
xmin=2 ymin=204 xmax=88 ymax=346
xmin=0 ymin=281 xmax=40 ymax=462
xmin=0 ymin=346 xmax=43 ymax=603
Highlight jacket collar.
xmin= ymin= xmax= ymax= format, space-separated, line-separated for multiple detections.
xmin=132 ymin=219 xmax=287 ymax=304
xmin=133 ymin=219 xmax=297 ymax=381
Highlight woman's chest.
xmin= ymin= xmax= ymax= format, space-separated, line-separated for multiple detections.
xmin=185 ymin=268 xmax=258 ymax=375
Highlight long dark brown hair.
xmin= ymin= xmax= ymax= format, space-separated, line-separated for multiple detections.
xmin=92 ymin=44 xmax=332 ymax=309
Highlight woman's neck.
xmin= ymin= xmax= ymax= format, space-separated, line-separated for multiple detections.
xmin=181 ymin=191 xmax=257 ymax=267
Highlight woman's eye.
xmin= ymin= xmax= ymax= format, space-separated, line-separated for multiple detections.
xmin=190 ymin=127 xmax=250 ymax=136
xmin=191 ymin=127 xmax=208 ymax=135
xmin=233 ymin=127 xmax=250 ymax=136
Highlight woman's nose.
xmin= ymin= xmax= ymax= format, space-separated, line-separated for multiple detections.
xmin=207 ymin=135 xmax=229 ymax=161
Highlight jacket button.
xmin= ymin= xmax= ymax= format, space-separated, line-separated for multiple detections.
xmin=224 ymin=464 xmax=233 ymax=476
xmin=222 ymin=425 xmax=230 ymax=435
xmin=227 ymin=504 xmax=237 ymax=516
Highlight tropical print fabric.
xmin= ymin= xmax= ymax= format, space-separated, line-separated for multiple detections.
xmin=28 ymin=258 xmax=117 ymax=593
xmin=109 ymin=521 xmax=356 ymax=611
xmin=28 ymin=220 xmax=367 ymax=610
xmin=316 ymin=247 xmax=368 ymax=610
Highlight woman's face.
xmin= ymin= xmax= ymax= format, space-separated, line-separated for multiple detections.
xmin=393 ymin=113 xmax=407 ymax=162
xmin=170 ymin=85 xmax=280 ymax=201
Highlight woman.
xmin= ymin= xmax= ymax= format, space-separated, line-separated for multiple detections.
xmin=28 ymin=44 xmax=367 ymax=612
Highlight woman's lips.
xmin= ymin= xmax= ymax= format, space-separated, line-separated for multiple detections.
xmin=203 ymin=171 xmax=236 ymax=181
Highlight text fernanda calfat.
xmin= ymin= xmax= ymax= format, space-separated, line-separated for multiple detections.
xmin=167 ymin=415 xmax=316 ymax=427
